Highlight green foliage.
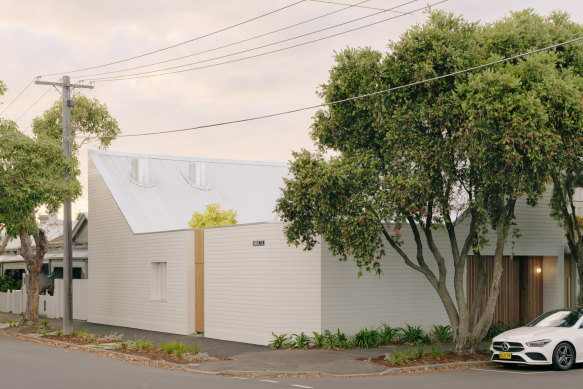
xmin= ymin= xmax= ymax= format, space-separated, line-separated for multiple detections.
xmin=267 ymin=333 xmax=289 ymax=349
xmin=311 ymin=331 xmax=325 ymax=348
xmin=335 ymin=329 xmax=354 ymax=349
xmin=188 ymin=203 xmax=237 ymax=229
xmin=385 ymin=350 xmax=406 ymax=365
xmin=0 ymin=120 xmax=81 ymax=237
xmin=55 ymin=330 xmax=62 ymax=336
xmin=399 ymin=324 xmax=426 ymax=344
xmin=273 ymin=9 xmax=583 ymax=350
xmin=431 ymin=325 xmax=453 ymax=343
xmin=159 ymin=341 xmax=200 ymax=357
xmin=291 ymin=332 xmax=310 ymax=349
xmin=430 ymin=344 xmax=444 ymax=359
xmin=0 ymin=275 xmax=22 ymax=292
xmin=134 ymin=339 xmax=152 ymax=351
xmin=32 ymin=93 xmax=120 ymax=153
xmin=353 ymin=328 xmax=379 ymax=349
xmin=378 ymin=323 xmax=400 ymax=345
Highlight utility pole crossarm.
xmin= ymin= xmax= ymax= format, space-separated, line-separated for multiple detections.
xmin=35 ymin=79 xmax=94 ymax=90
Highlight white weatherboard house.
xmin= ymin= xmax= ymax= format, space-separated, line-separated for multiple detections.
xmin=88 ymin=150 xmax=289 ymax=335
xmin=89 ymin=149 xmax=579 ymax=345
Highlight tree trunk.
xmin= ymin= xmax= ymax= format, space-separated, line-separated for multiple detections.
xmin=578 ymin=256 xmax=583 ymax=306
xmin=19 ymin=228 xmax=48 ymax=326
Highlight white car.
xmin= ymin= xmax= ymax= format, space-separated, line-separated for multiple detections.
xmin=491 ymin=308 xmax=583 ymax=370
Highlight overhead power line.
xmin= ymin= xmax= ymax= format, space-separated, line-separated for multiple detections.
xmin=39 ymin=0 xmax=308 ymax=77
xmin=84 ymin=0 xmax=436 ymax=82
xmin=85 ymin=36 xmax=583 ymax=139
xmin=15 ymin=86 xmax=55 ymax=122
xmin=309 ymin=0 xmax=406 ymax=11
xmin=73 ymin=0 xmax=378 ymax=79
xmin=0 ymin=78 xmax=35 ymax=115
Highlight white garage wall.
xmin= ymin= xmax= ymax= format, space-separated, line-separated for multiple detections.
xmin=204 ymin=223 xmax=322 ymax=346
xmin=88 ymin=158 xmax=195 ymax=335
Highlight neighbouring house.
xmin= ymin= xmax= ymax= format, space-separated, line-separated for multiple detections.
xmin=0 ymin=213 xmax=89 ymax=319
xmin=89 ymin=149 xmax=580 ymax=346
xmin=0 ymin=213 xmax=89 ymax=285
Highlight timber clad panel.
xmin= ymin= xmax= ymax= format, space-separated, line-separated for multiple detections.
xmin=467 ymin=256 xmax=544 ymax=325
xmin=195 ymin=229 xmax=204 ymax=333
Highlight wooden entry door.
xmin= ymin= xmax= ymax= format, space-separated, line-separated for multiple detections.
xmin=467 ymin=256 xmax=543 ymax=325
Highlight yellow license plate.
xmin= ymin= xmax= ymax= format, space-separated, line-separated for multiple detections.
xmin=499 ymin=352 xmax=512 ymax=360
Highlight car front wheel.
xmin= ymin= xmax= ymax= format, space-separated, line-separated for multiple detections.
xmin=552 ymin=342 xmax=575 ymax=370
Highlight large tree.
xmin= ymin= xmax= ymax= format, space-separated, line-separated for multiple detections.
xmin=0 ymin=91 xmax=120 ymax=325
xmin=276 ymin=10 xmax=573 ymax=352
xmin=0 ymin=119 xmax=79 ymax=325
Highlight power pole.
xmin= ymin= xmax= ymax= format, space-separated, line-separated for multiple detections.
xmin=35 ymin=76 xmax=93 ymax=335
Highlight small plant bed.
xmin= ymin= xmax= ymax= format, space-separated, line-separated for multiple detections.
xmin=6 ymin=324 xmax=225 ymax=365
xmin=269 ymin=323 xmax=453 ymax=350
xmin=364 ymin=346 xmax=491 ymax=368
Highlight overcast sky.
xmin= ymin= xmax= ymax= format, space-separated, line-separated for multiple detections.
xmin=1 ymin=0 xmax=582 ymax=214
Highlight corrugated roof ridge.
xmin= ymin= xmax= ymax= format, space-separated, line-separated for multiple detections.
xmin=89 ymin=149 xmax=289 ymax=168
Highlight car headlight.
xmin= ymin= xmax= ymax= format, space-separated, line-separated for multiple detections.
xmin=526 ymin=339 xmax=551 ymax=347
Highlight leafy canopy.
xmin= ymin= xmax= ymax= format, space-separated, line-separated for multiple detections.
xmin=32 ymin=93 xmax=120 ymax=153
xmin=0 ymin=119 xmax=81 ymax=237
xmin=188 ymin=203 xmax=237 ymax=229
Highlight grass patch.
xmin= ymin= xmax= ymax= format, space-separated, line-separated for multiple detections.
xmin=158 ymin=341 xmax=200 ymax=358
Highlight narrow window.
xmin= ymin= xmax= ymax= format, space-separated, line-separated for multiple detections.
xmin=151 ymin=262 xmax=167 ymax=300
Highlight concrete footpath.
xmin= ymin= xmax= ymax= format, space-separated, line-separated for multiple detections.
xmin=0 ymin=314 xmax=493 ymax=377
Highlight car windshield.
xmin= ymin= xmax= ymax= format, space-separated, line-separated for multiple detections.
xmin=526 ymin=310 xmax=582 ymax=328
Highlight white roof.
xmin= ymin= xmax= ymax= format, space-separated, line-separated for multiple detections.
xmin=90 ymin=150 xmax=290 ymax=234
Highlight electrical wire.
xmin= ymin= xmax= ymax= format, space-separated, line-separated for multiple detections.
xmin=72 ymin=0 xmax=377 ymax=79
xmin=83 ymin=36 xmax=583 ymax=139
xmin=84 ymin=0 xmax=435 ymax=82
xmin=0 ymin=78 xmax=35 ymax=115
xmin=15 ymin=86 xmax=55 ymax=122
xmin=39 ymin=0 xmax=308 ymax=77
xmin=309 ymin=0 xmax=406 ymax=11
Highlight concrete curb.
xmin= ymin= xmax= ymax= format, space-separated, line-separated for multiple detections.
xmin=189 ymin=360 xmax=498 ymax=378
xmin=4 ymin=331 xmax=496 ymax=378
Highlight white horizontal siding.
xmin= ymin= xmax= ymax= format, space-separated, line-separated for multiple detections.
xmin=88 ymin=158 xmax=195 ymax=335
xmin=204 ymin=223 xmax=321 ymax=346
xmin=321 ymin=226 xmax=455 ymax=334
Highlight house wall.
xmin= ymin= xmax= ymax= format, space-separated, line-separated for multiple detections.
xmin=320 ymin=227 xmax=457 ymax=334
xmin=88 ymin=158 xmax=195 ymax=335
xmin=204 ymin=223 xmax=322 ymax=346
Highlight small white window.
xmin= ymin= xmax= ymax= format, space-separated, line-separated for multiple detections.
xmin=151 ymin=262 xmax=167 ymax=300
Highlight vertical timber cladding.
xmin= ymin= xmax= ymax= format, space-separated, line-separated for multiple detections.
xmin=195 ymin=229 xmax=204 ymax=333
xmin=467 ymin=256 xmax=543 ymax=325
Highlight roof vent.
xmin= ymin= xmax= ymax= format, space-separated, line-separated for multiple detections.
xmin=186 ymin=161 xmax=210 ymax=190
xmin=130 ymin=158 xmax=155 ymax=187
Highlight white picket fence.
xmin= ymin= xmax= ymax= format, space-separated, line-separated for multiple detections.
xmin=0 ymin=279 xmax=87 ymax=320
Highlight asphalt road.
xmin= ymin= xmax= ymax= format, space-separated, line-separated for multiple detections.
xmin=2 ymin=335 xmax=583 ymax=389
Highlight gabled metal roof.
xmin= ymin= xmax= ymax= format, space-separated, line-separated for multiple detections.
xmin=89 ymin=150 xmax=290 ymax=234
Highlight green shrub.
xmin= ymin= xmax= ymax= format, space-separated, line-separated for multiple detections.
xmin=0 ymin=275 xmax=22 ymax=292
xmin=378 ymin=323 xmax=400 ymax=345
xmin=400 ymin=324 xmax=425 ymax=344
xmin=267 ymin=333 xmax=288 ymax=349
xmin=324 ymin=332 xmax=337 ymax=349
xmin=353 ymin=328 xmax=379 ymax=349
xmin=386 ymin=350 xmax=406 ymax=365
xmin=311 ymin=331 xmax=325 ymax=348
xmin=55 ymin=330 xmax=62 ymax=336
xmin=431 ymin=324 xmax=453 ymax=343
xmin=430 ymin=344 xmax=444 ymax=359
xmin=335 ymin=329 xmax=354 ymax=349
xmin=291 ymin=332 xmax=310 ymax=349
xmin=134 ymin=339 xmax=152 ymax=351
